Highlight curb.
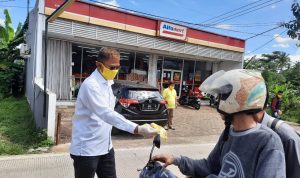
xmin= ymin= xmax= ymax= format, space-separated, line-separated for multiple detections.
xmin=285 ymin=121 xmax=300 ymax=126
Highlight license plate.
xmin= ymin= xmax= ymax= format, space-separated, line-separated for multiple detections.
xmin=142 ymin=104 xmax=157 ymax=110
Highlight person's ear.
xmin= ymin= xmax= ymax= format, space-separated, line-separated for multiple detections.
xmin=95 ymin=61 xmax=101 ymax=67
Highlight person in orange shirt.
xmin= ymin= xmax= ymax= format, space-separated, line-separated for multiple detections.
xmin=162 ymin=82 xmax=177 ymax=130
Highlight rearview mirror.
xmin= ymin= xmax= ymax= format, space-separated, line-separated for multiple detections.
xmin=153 ymin=134 xmax=160 ymax=149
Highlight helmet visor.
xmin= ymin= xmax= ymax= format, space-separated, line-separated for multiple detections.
xmin=199 ymin=70 xmax=232 ymax=95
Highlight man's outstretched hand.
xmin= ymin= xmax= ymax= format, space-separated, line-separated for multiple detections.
xmin=135 ymin=124 xmax=158 ymax=138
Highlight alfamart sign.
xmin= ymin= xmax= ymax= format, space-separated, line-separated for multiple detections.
xmin=158 ymin=21 xmax=187 ymax=41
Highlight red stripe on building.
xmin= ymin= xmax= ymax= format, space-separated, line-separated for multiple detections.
xmin=188 ymin=29 xmax=245 ymax=48
xmin=46 ymin=0 xmax=90 ymax=16
xmin=45 ymin=0 xmax=245 ymax=49
xmin=90 ymin=6 xmax=157 ymax=30
xmin=162 ymin=30 xmax=184 ymax=37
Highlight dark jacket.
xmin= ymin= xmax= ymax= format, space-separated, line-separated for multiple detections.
xmin=271 ymin=96 xmax=282 ymax=112
xmin=262 ymin=112 xmax=300 ymax=178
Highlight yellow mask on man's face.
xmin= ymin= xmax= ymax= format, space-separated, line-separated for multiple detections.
xmin=169 ymin=86 xmax=174 ymax=90
xmin=277 ymin=94 xmax=282 ymax=98
xmin=98 ymin=63 xmax=119 ymax=80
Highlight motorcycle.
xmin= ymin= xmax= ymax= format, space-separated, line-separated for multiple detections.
xmin=139 ymin=134 xmax=177 ymax=178
xmin=178 ymin=86 xmax=201 ymax=110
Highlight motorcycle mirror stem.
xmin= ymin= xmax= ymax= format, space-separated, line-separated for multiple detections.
xmin=149 ymin=134 xmax=160 ymax=161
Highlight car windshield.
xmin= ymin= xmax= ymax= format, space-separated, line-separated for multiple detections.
xmin=128 ymin=90 xmax=162 ymax=100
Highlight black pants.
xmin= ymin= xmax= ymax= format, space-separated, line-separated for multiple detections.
xmin=70 ymin=148 xmax=116 ymax=178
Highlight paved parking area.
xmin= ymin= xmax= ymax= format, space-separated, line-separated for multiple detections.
xmin=0 ymin=143 xmax=216 ymax=178
xmin=56 ymin=105 xmax=300 ymax=150
xmin=112 ymin=105 xmax=223 ymax=148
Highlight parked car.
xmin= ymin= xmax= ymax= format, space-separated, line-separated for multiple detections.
xmin=112 ymin=80 xmax=168 ymax=127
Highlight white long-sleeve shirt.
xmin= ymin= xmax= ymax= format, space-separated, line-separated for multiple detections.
xmin=70 ymin=69 xmax=138 ymax=156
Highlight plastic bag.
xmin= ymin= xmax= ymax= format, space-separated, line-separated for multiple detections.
xmin=150 ymin=123 xmax=168 ymax=141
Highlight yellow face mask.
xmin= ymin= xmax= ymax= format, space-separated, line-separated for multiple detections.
xmin=98 ymin=63 xmax=119 ymax=80
xmin=169 ymin=86 xmax=174 ymax=90
xmin=277 ymin=94 xmax=283 ymax=98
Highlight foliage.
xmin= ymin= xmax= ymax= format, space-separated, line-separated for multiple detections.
xmin=283 ymin=62 xmax=300 ymax=89
xmin=0 ymin=9 xmax=28 ymax=98
xmin=0 ymin=97 xmax=53 ymax=155
xmin=0 ymin=62 xmax=13 ymax=99
xmin=246 ymin=52 xmax=300 ymax=123
xmin=284 ymin=2 xmax=300 ymax=42
xmin=245 ymin=51 xmax=291 ymax=72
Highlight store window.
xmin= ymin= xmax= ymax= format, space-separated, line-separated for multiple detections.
xmin=204 ymin=62 xmax=213 ymax=80
xmin=72 ymin=45 xmax=82 ymax=89
xmin=72 ymin=44 xmax=100 ymax=98
xmin=131 ymin=53 xmax=149 ymax=82
xmin=117 ymin=51 xmax=150 ymax=83
xmin=82 ymin=46 xmax=99 ymax=76
xmin=182 ymin=60 xmax=195 ymax=95
xmin=162 ymin=57 xmax=183 ymax=95
xmin=118 ymin=50 xmax=135 ymax=80
xmin=163 ymin=57 xmax=183 ymax=70
xmin=194 ymin=61 xmax=207 ymax=88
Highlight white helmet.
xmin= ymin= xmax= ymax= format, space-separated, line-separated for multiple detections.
xmin=200 ymin=69 xmax=267 ymax=115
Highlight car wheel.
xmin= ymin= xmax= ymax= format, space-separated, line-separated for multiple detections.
xmin=178 ymin=99 xmax=184 ymax=105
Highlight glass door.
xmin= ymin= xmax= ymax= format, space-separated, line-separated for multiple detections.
xmin=162 ymin=70 xmax=182 ymax=97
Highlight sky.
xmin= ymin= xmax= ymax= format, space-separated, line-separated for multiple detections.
xmin=2 ymin=0 xmax=299 ymax=63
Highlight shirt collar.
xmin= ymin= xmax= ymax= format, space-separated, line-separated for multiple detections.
xmin=229 ymin=123 xmax=261 ymax=137
xmin=92 ymin=69 xmax=114 ymax=86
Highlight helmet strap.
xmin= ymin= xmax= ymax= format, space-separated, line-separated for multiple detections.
xmin=223 ymin=115 xmax=232 ymax=141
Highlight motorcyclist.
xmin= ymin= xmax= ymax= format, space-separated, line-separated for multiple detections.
xmin=153 ymin=69 xmax=286 ymax=178
xmin=254 ymin=111 xmax=300 ymax=177
xmin=271 ymin=91 xmax=283 ymax=118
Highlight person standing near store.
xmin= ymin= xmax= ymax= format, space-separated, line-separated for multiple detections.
xmin=271 ymin=91 xmax=283 ymax=118
xmin=70 ymin=47 xmax=158 ymax=178
xmin=162 ymin=82 xmax=177 ymax=130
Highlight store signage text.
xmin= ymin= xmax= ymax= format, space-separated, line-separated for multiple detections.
xmin=158 ymin=22 xmax=187 ymax=41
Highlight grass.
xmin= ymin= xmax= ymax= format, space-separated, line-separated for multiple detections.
xmin=266 ymin=108 xmax=300 ymax=124
xmin=0 ymin=96 xmax=53 ymax=155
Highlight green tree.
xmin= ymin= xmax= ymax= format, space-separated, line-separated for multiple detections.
xmin=283 ymin=61 xmax=300 ymax=89
xmin=246 ymin=52 xmax=300 ymax=123
xmin=0 ymin=9 xmax=28 ymax=98
xmin=284 ymin=1 xmax=300 ymax=42
xmin=245 ymin=51 xmax=291 ymax=73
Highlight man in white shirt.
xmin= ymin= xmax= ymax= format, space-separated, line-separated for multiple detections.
xmin=70 ymin=47 xmax=158 ymax=178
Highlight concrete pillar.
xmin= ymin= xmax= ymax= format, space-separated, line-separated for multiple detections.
xmin=212 ymin=62 xmax=219 ymax=73
xmin=148 ymin=54 xmax=157 ymax=87
xmin=47 ymin=91 xmax=57 ymax=139
xmin=219 ymin=61 xmax=242 ymax=71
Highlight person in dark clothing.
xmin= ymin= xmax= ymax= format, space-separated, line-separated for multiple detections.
xmin=271 ymin=91 xmax=283 ymax=118
xmin=255 ymin=111 xmax=300 ymax=178
xmin=153 ymin=69 xmax=285 ymax=178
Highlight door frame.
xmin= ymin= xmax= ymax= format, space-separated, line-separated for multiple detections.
xmin=161 ymin=69 xmax=183 ymax=97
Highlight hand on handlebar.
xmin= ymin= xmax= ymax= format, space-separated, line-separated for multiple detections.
xmin=152 ymin=154 xmax=175 ymax=168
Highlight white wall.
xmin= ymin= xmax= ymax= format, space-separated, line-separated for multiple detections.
xmin=34 ymin=79 xmax=57 ymax=139
xmin=217 ymin=61 xmax=243 ymax=71
xmin=26 ymin=0 xmax=45 ymax=108
xmin=26 ymin=0 xmax=56 ymax=139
